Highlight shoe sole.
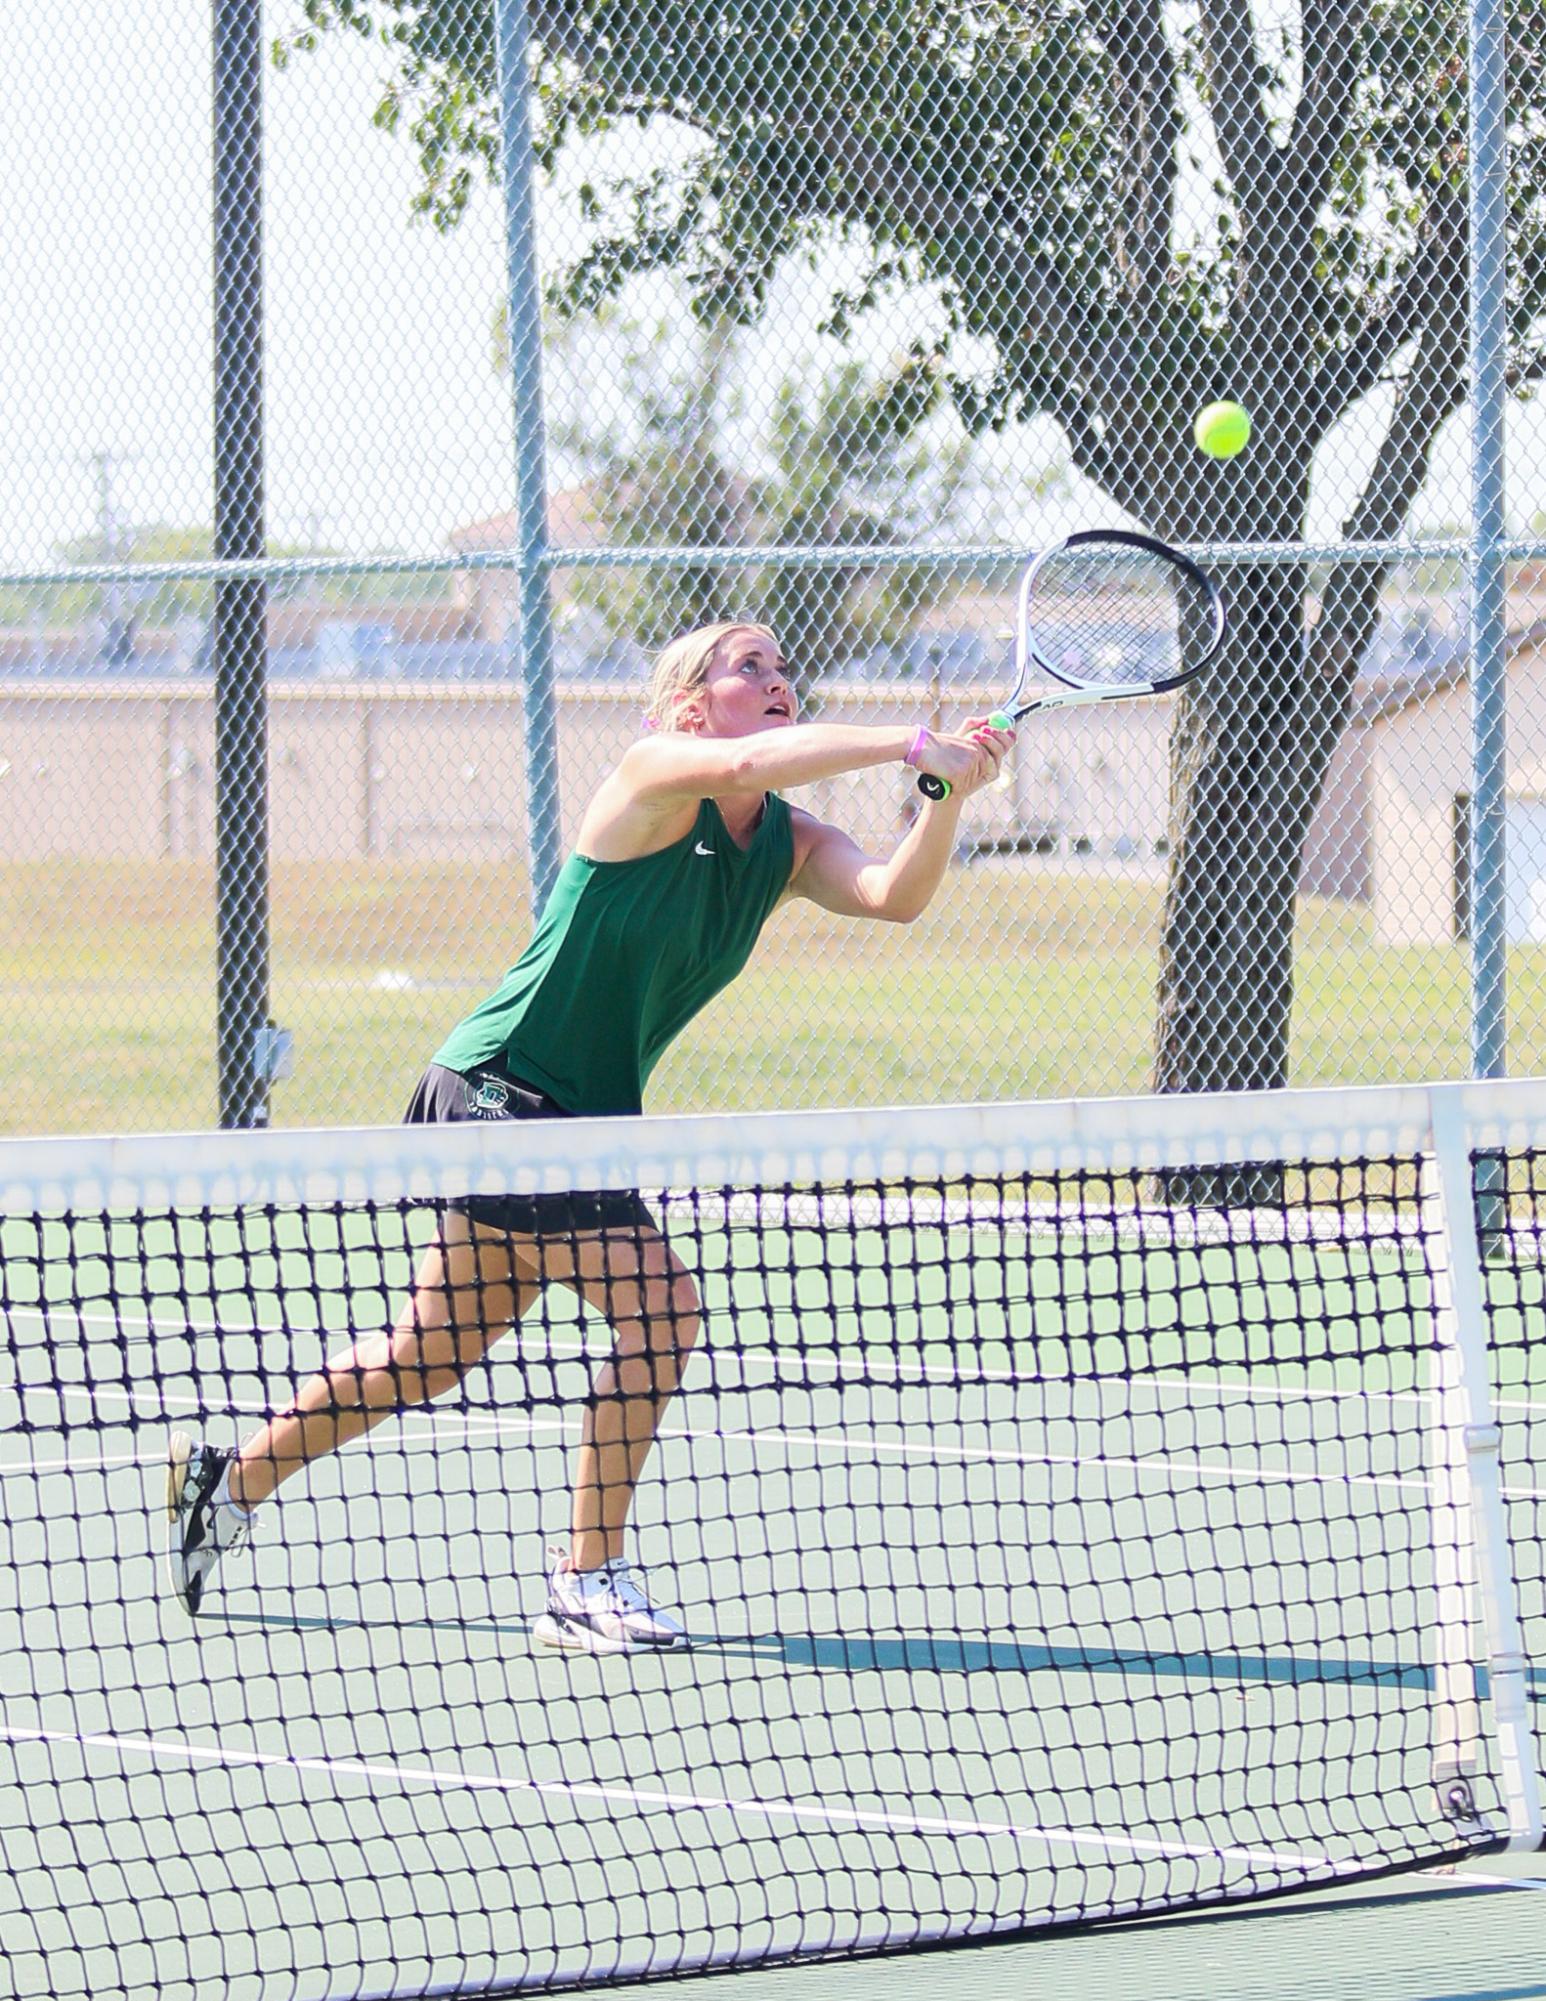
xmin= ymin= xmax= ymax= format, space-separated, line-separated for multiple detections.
xmin=532 ymin=1611 xmax=633 ymax=1657
xmin=166 ymin=1431 xmax=193 ymax=1521
xmin=165 ymin=1431 xmax=203 ymax=1616
xmin=532 ymin=1612 xmax=687 ymax=1657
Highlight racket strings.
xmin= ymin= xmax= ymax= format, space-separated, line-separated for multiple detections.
xmin=1025 ymin=549 xmax=1212 ymax=690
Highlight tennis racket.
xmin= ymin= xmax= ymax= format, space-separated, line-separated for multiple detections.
xmin=916 ymin=530 xmax=1226 ymax=800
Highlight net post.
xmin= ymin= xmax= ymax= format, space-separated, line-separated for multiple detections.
xmin=1423 ymin=1084 xmax=1543 ymax=1850
xmin=1425 ymin=1181 xmax=1485 ymax=1829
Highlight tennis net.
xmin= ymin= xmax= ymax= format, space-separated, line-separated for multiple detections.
xmin=2 ymin=1080 xmax=1543 ymax=2000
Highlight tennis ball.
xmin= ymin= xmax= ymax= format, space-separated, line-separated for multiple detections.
xmin=1194 ymin=400 xmax=1251 ymax=460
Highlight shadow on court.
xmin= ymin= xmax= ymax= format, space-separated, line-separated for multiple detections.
xmin=210 ymin=1607 xmax=1546 ymax=1695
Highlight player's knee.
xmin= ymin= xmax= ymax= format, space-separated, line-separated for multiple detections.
xmin=658 ymin=1279 xmax=701 ymax=1353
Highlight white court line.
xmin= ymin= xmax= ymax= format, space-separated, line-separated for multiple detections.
xmin=0 ymin=1719 xmax=1330 ymax=1873
xmin=0 ymin=1447 xmax=159 ymax=1475
xmin=12 ymin=1379 xmax=1546 ymax=1503
xmin=0 ymin=1383 xmax=276 ymax=1480
xmin=13 ymin=1303 xmax=1546 ymax=1418
xmin=425 ymin=1407 xmax=1546 ymax=1503
xmin=1451 ymin=1867 xmax=1546 ymax=1890
xmin=496 ymin=1331 xmax=1546 ymax=1423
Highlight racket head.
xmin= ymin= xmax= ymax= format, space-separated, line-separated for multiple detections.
xmin=1005 ymin=529 xmax=1225 ymax=711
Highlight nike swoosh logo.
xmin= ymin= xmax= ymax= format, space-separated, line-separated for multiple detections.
xmin=695 ymin=841 xmax=715 ymax=856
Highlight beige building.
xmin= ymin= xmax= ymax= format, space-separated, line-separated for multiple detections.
xmin=1366 ymin=626 xmax=1546 ymax=946
xmin=5 ymin=620 xmax=1542 ymax=958
xmin=0 ymin=679 xmax=1175 ymax=867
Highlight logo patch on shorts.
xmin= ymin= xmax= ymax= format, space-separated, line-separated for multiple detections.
xmin=467 ymin=1075 xmax=511 ymax=1116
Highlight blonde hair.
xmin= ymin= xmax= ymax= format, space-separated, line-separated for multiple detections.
xmin=645 ymin=620 xmax=778 ymax=730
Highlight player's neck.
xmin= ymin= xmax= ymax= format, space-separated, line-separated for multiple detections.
xmin=712 ymin=790 xmax=768 ymax=847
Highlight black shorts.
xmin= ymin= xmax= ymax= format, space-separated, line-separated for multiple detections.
xmin=403 ymin=1060 xmax=655 ymax=1240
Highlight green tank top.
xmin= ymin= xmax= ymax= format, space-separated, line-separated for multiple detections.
xmin=433 ymin=793 xmax=795 ymax=1114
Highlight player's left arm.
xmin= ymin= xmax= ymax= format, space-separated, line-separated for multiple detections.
xmin=785 ymin=721 xmax=1009 ymax=922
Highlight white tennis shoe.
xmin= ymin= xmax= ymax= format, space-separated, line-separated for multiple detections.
xmin=165 ymin=1433 xmax=251 ymax=1617
xmin=533 ymin=1546 xmax=687 ymax=1655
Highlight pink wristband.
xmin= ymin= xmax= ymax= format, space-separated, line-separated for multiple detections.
xmin=904 ymin=725 xmax=929 ymax=769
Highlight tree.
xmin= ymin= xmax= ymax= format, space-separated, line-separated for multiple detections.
xmin=532 ymin=301 xmax=968 ymax=683
xmin=544 ymin=303 xmax=747 ymax=650
xmin=44 ymin=528 xmax=221 ymax=654
xmin=757 ymin=353 xmax=969 ymax=693
xmin=280 ymin=0 xmax=1546 ymax=1091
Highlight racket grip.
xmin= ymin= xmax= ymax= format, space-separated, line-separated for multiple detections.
xmin=917 ymin=773 xmax=951 ymax=801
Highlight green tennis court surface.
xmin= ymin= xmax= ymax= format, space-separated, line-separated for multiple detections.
xmin=3 ymin=1087 xmax=1544 ymax=1998
xmin=613 ymin=1869 xmax=1546 ymax=2001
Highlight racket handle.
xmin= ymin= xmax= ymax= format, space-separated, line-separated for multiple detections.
xmin=917 ymin=711 xmax=1014 ymax=798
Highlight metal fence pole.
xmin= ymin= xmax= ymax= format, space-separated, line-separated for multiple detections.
xmin=492 ymin=0 xmax=563 ymax=912
xmin=213 ymin=0 xmax=270 ymax=1128
xmin=1469 ymin=0 xmax=1509 ymax=1082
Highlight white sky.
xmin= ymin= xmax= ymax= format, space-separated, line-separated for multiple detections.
xmin=0 ymin=0 xmax=1536 ymax=576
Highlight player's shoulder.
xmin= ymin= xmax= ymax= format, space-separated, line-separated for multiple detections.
xmin=577 ymin=751 xmax=702 ymax=860
xmin=785 ymin=800 xmax=830 ymax=839
xmin=784 ymin=802 xmax=844 ymax=873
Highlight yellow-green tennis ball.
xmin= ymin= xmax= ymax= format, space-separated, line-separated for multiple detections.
xmin=1194 ymin=400 xmax=1251 ymax=460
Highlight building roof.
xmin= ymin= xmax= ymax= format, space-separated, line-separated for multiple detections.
xmin=450 ymin=488 xmax=611 ymax=554
xmin=1356 ymin=621 xmax=1546 ymax=726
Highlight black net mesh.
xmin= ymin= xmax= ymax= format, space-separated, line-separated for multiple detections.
xmin=2 ymin=1104 xmax=1537 ymax=1998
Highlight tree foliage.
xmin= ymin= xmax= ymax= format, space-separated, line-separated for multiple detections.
xmin=536 ymin=300 xmax=969 ymax=678
xmin=280 ymin=0 xmax=1546 ymax=451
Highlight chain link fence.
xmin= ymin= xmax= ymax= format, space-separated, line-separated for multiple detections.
xmin=3 ymin=0 xmax=1545 ymax=1132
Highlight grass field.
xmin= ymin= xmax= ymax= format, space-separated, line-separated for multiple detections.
xmin=5 ymin=856 xmax=1546 ymax=1134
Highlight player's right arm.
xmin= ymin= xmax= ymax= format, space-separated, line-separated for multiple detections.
xmin=579 ymin=723 xmax=1004 ymax=862
xmin=614 ymin=722 xmax=985 ymax=802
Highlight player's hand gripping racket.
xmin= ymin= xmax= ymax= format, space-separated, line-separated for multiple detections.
xmin=916 ymin=530 xmax=1226 ymax=800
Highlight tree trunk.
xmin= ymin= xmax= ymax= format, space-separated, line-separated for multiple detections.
xmin=1155 ymin=561 xmax=1320 ymax=1091
xmin=1149 ymin=546 xmax=1395 ymax=1198
xmin=1151 ymin=565 xmax=1324 ymax=1201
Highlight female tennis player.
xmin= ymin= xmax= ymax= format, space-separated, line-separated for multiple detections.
xmin=166 ymin=620 xmax=1010 ymax=1651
